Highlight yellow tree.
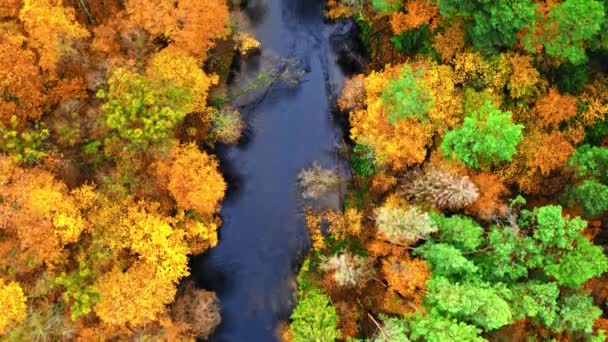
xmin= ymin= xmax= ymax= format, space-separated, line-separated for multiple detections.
xmin=19 ymin=0 xmax=90 ymax=76
xmin=0 ymin=280 xmax=26 ymax=335
xmin=166 ymin=143 xmax=226 ymax=216
xmin=147 ymin=47 xmax=219 ymax=113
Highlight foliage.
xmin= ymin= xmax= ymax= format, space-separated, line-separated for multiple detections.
xmin=166 ymin=143 xmax=226 ymax=216
xmin=19 ymin=0 xmax=89 ymax=76
xmin=0 ymin=280 xmax=27 ymax=334
xmin=0 ymin=115 xmax=49 ymax=164
xmin=553 ymin=294 xmax=602 ymax=333
xmin=529 ymin=0 xmax=606 ymax=64
xmin=99 ymin=69 xmax=191 ymax=151
xmin=409 ymin=311 xmax=486 ymax=342
xmin=439 ymin=0 xmax=537 ymax=52
xmin=571 ymin=179 xmax=608 ymax=217
xmin=372 ymin=315 xmax=409 ymax=342
xmin=320 ymin=251 xmax=373 ymax=287
xmin=568 ymin=145 xmax=608 ymax=183
xmin=53 ymin=262 xmax=100 ymax=320
xmin=430 ymin=213 xmax=484 ymax=251
xmin=171 ymin=282 xmax=221 ymax=339
xmin=290 ymin=289 xmax=340 ymax=342
xmin=371 ymin=0 xmax=401 ymax=13
xmin=550 ymin=62 xmax=589 ymax=94
xmin=382 ymin=65 xmax=434 ymax=125
xmin=417 ymin=243 xmax=479 ymax=277
xmin=376 ymin=202 xmax=438 ymax=244
xmin=441 ymin=101 xmax=524 ymax=169
xmin=405 ymin=169 xmax=479 ymax=211
xmin=298 ymin=163 xmax=341 ymax=200
xmin=351 ymin=144 xmax=376 ymax=177
xmin=211 ymin=107 xmax=245 ymax=144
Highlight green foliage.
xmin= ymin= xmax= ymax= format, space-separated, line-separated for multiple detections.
xmin=439 ymin=0 xmax=537 ymax=52
xmin=441 ymin=100 xmax=524 ymax=169
xmin=553 ymin=294 xmax=602 ymax=333
xmin=351 ymin=144 xmax=376 ymax=177
xmin=371 ymin=0 xmax=401 ymax=13
xmin=571 ymin=179 xmax=608 ymax=216
xmin=416 ymin=243 xmax=479 ymax=277
xmin=382 ymin=66 xmax=434 ymax=125
xmin=0 ymin=115 xmax=49 ymax=164
xmin=99 ymin=70 xmax=191 ymax=151
xmin=544 ymin=236 xmax=608 ymax=288
xmin=53 ymin=262 xmax=101 ymax=320
xmin=290 ymin=289 xmax=340 ymax=342
xmin=550 ymin=62 xmax=590 ymax=94
xmin=425 ymin=276 xmax=512 ymax=330
xmin=584 ymin=114 xmax=608 ymax=145
xmin=390 ymin=25 xmax=435 ymax=57
xmin=409 ymin=311 xmax=486 ymax=342
xmin=430 ymin=213 xmax=484 ymax=251
xmin=478 ymin=226 xmax=535 ymax=281
xmin=568 ymin=145 xmax=608 ymax=184
xmin=534 ymin=0 xmax=606 ymax=64
xmin=510 ymin=281 xmax=559 ymax=326
xmin=533 ymin=205 xmax=584 ymax=249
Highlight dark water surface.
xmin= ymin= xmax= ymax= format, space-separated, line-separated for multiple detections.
xmin=191 ymin=0 xmax=348 ymax=340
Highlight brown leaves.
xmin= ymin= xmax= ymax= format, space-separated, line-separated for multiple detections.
xmin=390 ymin=0 xmax=438 ymax=35
xmin=535 ymin=87 xmax=577 ymax=128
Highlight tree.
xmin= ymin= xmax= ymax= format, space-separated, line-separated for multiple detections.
xmin=439 ymin=0 xmax=537 ymax=52
xmin=417 ymin=243 xmax=479 ymax=277
xmin=425 ymin=277 xmax=512 ymax=330
xmin=382 ymin=65 xmax=434 ymax=125
xmin=534 ymin=88 xmax=577 ymax=129
xmin=19 ymin=0 xmax=90 ymax=76
xmin=171 ymin=282 xmax=221 ymax=339
xmin=290 ymin=289 xmax=340 ymax=342
xmin=510 ymin=281 xmax=559 ymax=326
xmin=553 ymin=294 xmax=602 ymax=333
xmin=528 ymin=0 xmax=605 ymax=64
xmin=430 ymin=214 xmax=484 ymax=251
xmin=167 ymin=143 xmax=226 ymax=216
xmin=99 ymin=69 xmax=191 ymax=151
xmin=441 ymin=101 xmax=524 ymax=169
xmin=146 ymin=47 xmax=219 ymax=113
xmin=320 ymin=251 xmax=373 ymax=287
xmin=390 ymin=0 xmax=438 ymax=34
xmin=410 ymin=311 xmax=486 ymax=342
xmin=404 ymin=169 xmax=479 ymax=211
xmin=375 ymin=201 xmax=437 ymax=244
xmin=571 ymin=179 xmax=608 ymax=217
xmin=0 ymin=280 xmax=27 ymax=335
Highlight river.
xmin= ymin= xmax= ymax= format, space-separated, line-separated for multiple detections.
xmin=191 ymin=0 xmax=353 ymax=340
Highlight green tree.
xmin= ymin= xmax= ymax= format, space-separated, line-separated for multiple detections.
xmin=425 ymin=276 xmax=512 ymax=330
xmin=382 ymin=65 xmax=434 ymax=125
xmin=568 ymin=145 xmax=608 ymax=184
xmin=572 ymin=179 xmax=608 ymax=217
xmin=410 ymin=310 xmax=486 ymax=342
xmin=441 ymin=100 xmax=524 ymax=169
xmin=544 ymin=236 xmax=608 ymax=288
xmin=553 ymin=294 xmax=602 ymax=333
xmin=416 ymin=243 xmax=479 ymax=277
xmin=430 ymin=213 xmax=484 ymax=251
xmin=510 ymin=281 xmax=559 ymax=326
xmin=99 ymin=69 xmax=191 ymax=151
xmin=290 ymin=289 xmax=340 ymax=342
xmin=529 ymin=0 xmax=605 ymax=64
xmin=439 ymin=0 xmax=537 ymax=51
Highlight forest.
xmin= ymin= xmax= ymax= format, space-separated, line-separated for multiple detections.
xmin=0 ymin=0 xmax=607 ymax=341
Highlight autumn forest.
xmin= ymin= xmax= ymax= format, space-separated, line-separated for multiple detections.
xmin=0 ymin=0 xmax=607 ymax=341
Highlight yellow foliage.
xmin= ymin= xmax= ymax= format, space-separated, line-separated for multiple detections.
xmin=147 ymin=47 xmax=219 ymax=113
xmin=325 ymin=0 xmax=351 ymax=20
xmin=19 ymin=0 xmax=90 ymax=76
xmin=167 ymin=143 xmax=226 ymax=216
xmin=452 ymin=51 xmax=492 ymax=86
xmin=523 ymin=130 xmax=575 ymax=176
xmin=381 ymin=257 xmax=429 ymax=300
xmin=0 ymin=280 xmax=27 ymax=334
xmin=305 ymin=210 xmax=326 ymax=250
xmin=176 ymin=210 xmax=220 ymax=254
xmin=95 ymin=262 xmax=177 ymax=328
xmin=235 ymin=32 xmax=261 ymax=55
xmin=349 ymin=64 xmax=435 ymax=169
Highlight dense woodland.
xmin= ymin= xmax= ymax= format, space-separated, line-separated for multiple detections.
xmin=0 ymin=0 xmax=262 ymax=339
xmin=287 ymin=0 xmax=608 ymax=341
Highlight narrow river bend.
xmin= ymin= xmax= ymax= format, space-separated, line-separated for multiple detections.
xmin=191 ymin=0 xmax=353 ymax=340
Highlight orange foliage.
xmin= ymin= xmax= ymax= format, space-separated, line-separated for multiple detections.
xmin=381 ymin=257 xmax=429 ymax=300
xmin=534 ymin=87 xmax=577 ymax=128
xmin=390 ymin=0 xmax=439 ymax=34
xmin=124 ymin=0 xmax=175 ymax=37
xmin=0 ymin=0 xmax=21 ymax=19
xmin=508 ymin=54 xmax=542 ymax=99
xmin=433 ymin=20 xmax=466 ymax=63
xmin=171 ymin=0 xmax=230 ymax=60
xmin=338 ymin=74 xmax=366 ymax=112
xmin=19 ymin=0 xmax=90 ymax=76
xmin=0 ymin=38 xmax=46 ymax=124
xmin=524 ymin=131 xmax=575 ymax=176
xmin=465 ymin=172 xmax=509 ymax=221
xmin=166 ymin=143 xmax=226 ymax=216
